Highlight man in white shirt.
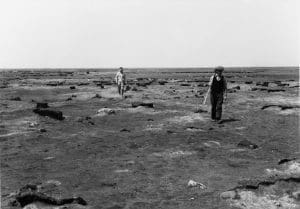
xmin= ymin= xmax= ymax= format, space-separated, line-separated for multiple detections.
xmin=115 ymin=67 xmax=126 ymax=97
xmin=207 ymin=66 xmax=227 ymax=121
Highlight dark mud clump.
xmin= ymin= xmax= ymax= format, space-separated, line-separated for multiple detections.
xmin=33 ymin=109 xmax=64 ymax=120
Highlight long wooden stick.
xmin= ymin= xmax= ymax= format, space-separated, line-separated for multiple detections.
xmin=203 ymin=87 xmax=210 ymax=105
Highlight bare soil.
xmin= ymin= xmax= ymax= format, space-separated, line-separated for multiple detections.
xmin=1 ymin=67 xmax=299 ymax=209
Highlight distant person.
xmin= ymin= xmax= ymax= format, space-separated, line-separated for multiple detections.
xmin=115 ymin=67 xmax=126 ymax=97
xmin=207 ymin=66 xmax=227 ymax=121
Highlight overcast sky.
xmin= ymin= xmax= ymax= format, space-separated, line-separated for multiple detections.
xmin=0 ymin=0 xmax=299 ymax=68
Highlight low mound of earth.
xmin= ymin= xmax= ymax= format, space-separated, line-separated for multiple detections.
xmin=1 ymin=67 xmax=299 ymax=209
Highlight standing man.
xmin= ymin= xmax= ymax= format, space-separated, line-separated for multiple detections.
xmin=207 ymin=66 xmax=227 ymax=121
xmin=115 ymin=67 xmax=126 ymax=97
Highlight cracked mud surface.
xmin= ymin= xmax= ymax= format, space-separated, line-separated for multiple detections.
xmin=1 ymin=67 xmax=299 ymax=209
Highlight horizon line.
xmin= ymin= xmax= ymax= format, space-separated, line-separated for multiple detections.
xmin=0 ymin=65 xmax=299 ymax=70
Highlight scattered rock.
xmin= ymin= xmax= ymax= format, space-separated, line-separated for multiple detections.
xmin=227 ymin=89 xmax=237 ymax=93
xmin=245 ymin=81 xmax=253 ymax=84
xmin=261 ymin=104 xmax=300 ymax=110
xmin=10 ymin=97 xmax=21 ymax=101
xmin=187 ymin=180 xmax=206 ymax=189
xmin=92 ymin=94 xmax=102 ymax=99
xmin=114 ymin=169 xmax=129 ymax=173
xmin=237 ymin=139 xmax=258 ymax=149
xmin=292 ymin=191 xmax=300 ymax=200
xmin=44 ymin=157 xmax=54 ymax=160
xmin=97 ymin=108 xmax=116 ymax=115
xmin=100 ymin=182 xmax=117 ymax=187
xmin=36 ymin=102 xmax=49 ymax=108
xmin=120 ymin=128 xmax=130 ymax=132
xmin=10 ymin=183 xmax=88 ymax=207
xmin=278 ymin=158 xmax=297 ymax=165
xmin=125 ymin=85 xmax=131 ymax=91
xmin=70 ymin=86 xmax=76 ymax=90
xmin=124 ymin=95 xmax=132 ymax=99
xmin=33 ymin=109 xmax=64 ymax=120
xmin=132 ymin=102 xmax=154 ymax=108
xmin=261 ymin=82 xmax=269 ymax=87
xmin=96 ymin=83 xmax=105 ymax=88
xmin=40 ymin=129 xmax=47 ymax=133
xmin=256 ymin=81 xmax=269 ymax=87
xmin=277 ymin=83 xmax=289 ymax=87
xmin=131 ymin=86 xmax=138 ymax=91
xmin=66 ymin=97 xmax=72 ymax=101
xmin=251 ymin=87 xmax=268 ymax=91
xmin=194 ymin=108 xmax=208 ymax=113
xmin=267 ymin=89 xmax=286 ymax=92
xmin=220 ymin=191 xmax=237 ymax=199
xmin=166 ymin=130 xmax=174 ymax=134
xmin=88 ymin=121 xmax=95 ymax=125
xmin=29 ymin=122 xmax=38 ymax=127
xmin=77 ymin=82 xmax=89 ymax=86
xmin=158 ymin=80 xmax=168 ymax=85
xmin=232 ymin=86 xmax=240 ymax=90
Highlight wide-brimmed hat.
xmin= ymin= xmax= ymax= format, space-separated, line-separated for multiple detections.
xmin=214 ymin=66 xmax=224 ymax=72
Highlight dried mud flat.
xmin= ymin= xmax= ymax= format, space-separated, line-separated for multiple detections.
xmin=1 ymin=67 xmax=299 ymax=209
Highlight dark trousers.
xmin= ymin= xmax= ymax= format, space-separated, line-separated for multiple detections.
xmin=210 ymin=92 xmax=223 ymax=120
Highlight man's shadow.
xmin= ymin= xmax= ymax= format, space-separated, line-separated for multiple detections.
xmin=217 ymin=118 xmax=240 ymax=124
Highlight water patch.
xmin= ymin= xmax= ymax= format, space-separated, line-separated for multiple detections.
xmin=152 ymin=150 xmax=196 ymax=158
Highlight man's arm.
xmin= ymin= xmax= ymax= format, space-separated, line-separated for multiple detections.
xmin=115 ymin=73 xmax=119 ymax=84
xmin=223 ymin=77 xmax=227 ymax=100
xmin=203 ymin=75 xmax=213 ymax=105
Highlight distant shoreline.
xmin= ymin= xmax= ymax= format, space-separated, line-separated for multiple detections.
xmin=0 ymin=66 xmax=299 ymax=72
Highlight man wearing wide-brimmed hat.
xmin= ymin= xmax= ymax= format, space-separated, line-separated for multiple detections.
xmin=207 ymin=66 xmax=227 ymax=121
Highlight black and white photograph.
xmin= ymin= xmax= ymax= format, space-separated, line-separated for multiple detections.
xmin=0 ymin=0 xmax=299 ymax=208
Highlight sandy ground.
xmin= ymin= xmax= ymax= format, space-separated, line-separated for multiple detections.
xmin=0 ymin=67 xmax=299 ymax=209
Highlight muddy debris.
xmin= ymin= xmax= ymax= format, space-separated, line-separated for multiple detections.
xmin=8 ymin=183 xmax=88 ymax=208
xmin=194 ymin=108 xmax=208 ymax=113
xmin=231 ymin=86 xmax=240 ymax=90
xmin=220 ymin=190 xmax=237 ymax=199
xmin=256 ymin=81 xmax=269 ymax=87
xmin=40 ymin=128 xmax=47 ymax=133
xmin=237 ymin=139 xmax=258 ymax=149
xmin=36 ymin=102 xmax=49 ymax=108
xmin=97 ymin=108 xmax=116 ymax=116
xmin=92 ymin=94 xmax=102 ymax=99
xmin=251 ymin=87 xmax=268 ymax=91
xmin=158 ymin=80 xmax=168 ymax=85
xmin=10 ymin=96 xmax=21 ymax=101
xmin=261 ymin=104 xmax=300 ymax=110
xmin=131 ymin=102 xmax=154 ymax=108
xmin=120 ymin=128 xmax=130 ymax=132
xmin=70 ymin=86 xmax=76 ymax=89
xmin=33 ymin=108 xmax=64 ymax=120
xmin=278 ymin=158 xmax=297 ymax=165
xmin=267 ymin=89 xmax=286 ymax=92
